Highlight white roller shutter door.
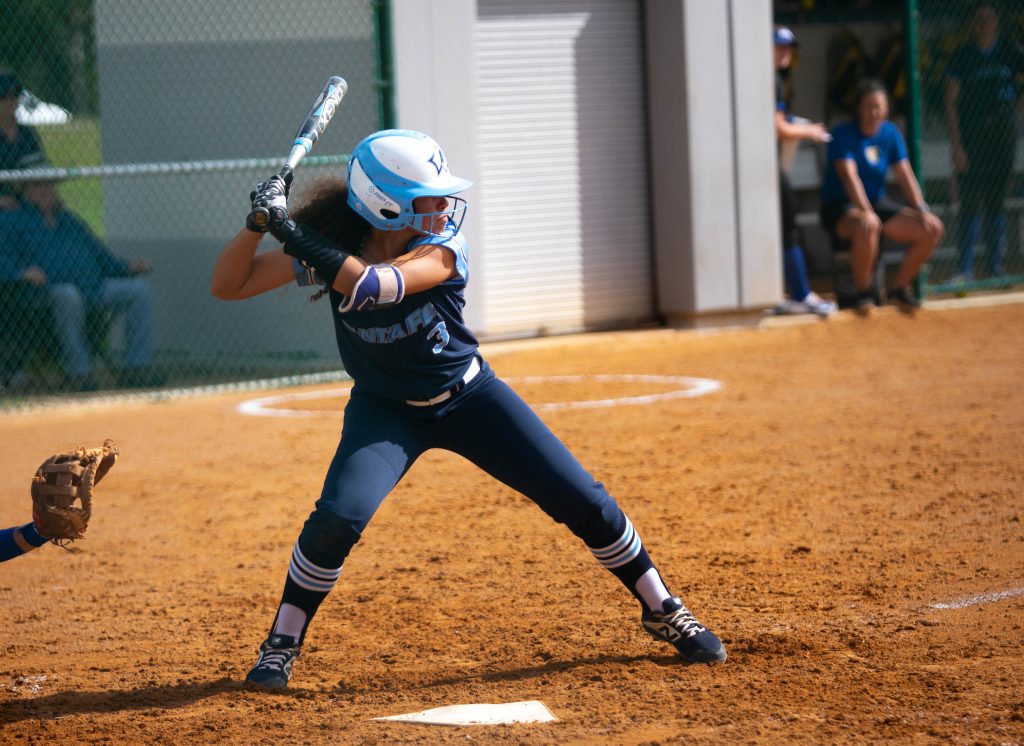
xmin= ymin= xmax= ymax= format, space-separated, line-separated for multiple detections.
xmin=475 ymin=0 xmax=653 ymax=337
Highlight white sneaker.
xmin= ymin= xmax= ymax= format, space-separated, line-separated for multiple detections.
xmin=800 ymin=292 xmax=837 ymax=317
xmin=769 ymin=299 xmax=811 ymax=316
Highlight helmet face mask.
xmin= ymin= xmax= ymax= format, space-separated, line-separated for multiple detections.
xmin=408 ymin=195 xmax=469 ymax=236
xmin=347 ymin=129 xmax=473 ymax=236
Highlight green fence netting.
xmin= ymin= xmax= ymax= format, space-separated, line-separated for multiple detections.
xmin=775 ymin=0 xmax=1024 ymax=304
xmin=916 ymin=0 xmax=1024 ymax=296
xmin=1 ymin=0 xmax=390 ymax=403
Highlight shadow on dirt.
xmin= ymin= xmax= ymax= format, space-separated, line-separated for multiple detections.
xmin=0 ymin=676 xmax=309 ymax=723
xmin=0 ymin=654 xmax=692 ymax=722
xmin=330 ymin=653 xmax=686 ymax=696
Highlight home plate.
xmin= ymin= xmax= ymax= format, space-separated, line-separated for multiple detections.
xmin=372 ymin=700 xmax=557 ymax=726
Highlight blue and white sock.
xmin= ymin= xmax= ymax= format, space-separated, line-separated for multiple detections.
xmin=590 ymin=515 xmax=643 ymax=570
xmin=287 ymin=540 xmax=342 ymax=593
xmin=271 ymin=540 xmax=342 ymax=643
xmin=634 ymin=567 xmax=673 ymax=613
xmin=588 ymin=513 xmax=672 ymax=612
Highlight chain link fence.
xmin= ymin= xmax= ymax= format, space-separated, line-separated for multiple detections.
xmin=1 ymin=0 xmax=389 ymax=404
xmin=917 ymin=0 xmax=1024 ymax=296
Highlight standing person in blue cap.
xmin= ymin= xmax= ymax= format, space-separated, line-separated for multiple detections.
xmin=772 ymin=27 xmax=837 ymax=317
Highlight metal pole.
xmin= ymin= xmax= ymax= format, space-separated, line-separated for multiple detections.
xmin=903 ymin=0 xmax=925 ymax=295
xmin=373 ymin=0 xmax=396 ymax=129
xmin=903 ymin=0 xmax=922 ymax=176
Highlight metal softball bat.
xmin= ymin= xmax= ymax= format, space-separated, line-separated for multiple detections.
xmin=252 ymin=75 xmax=349 ymax=227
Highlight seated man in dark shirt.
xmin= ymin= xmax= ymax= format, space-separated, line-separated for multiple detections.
xmin=3 ymin=153 xmax=162 ymax=390
xmin=0 ymin=247 xmax=55 ymax=392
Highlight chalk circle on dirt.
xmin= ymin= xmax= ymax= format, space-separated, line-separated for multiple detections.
xmin=236 ymin=374 xmax=722 ymax=418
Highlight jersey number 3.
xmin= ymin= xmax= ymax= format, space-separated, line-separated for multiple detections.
xmin=428 ymin=321 xmax=450 ymax=354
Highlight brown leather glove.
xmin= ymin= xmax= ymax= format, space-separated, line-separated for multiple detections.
xmin=31 ymin=440 xmax=118 ymax=546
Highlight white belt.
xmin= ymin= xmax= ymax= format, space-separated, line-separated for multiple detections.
xmin=405 ymin=356 xmax=481 ymax=407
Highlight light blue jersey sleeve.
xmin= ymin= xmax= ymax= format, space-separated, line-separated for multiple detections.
xmin=408 ymin=224 xmax=469 ymax=285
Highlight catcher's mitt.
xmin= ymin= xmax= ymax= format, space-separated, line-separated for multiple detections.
xmin=30 ymin=439 xmax=118 ymax=546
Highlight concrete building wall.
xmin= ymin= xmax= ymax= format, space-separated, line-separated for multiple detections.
xmin=94 ymin=0 xmax=380 ymax=363
xmin=644 ymin=0 xmax=780 ymax=323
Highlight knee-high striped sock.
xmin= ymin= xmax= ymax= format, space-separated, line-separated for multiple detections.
xmin=270 ymin=540 xmax=342 ymax=643
xmin=588 ymin=513 xmax=673 ymax=613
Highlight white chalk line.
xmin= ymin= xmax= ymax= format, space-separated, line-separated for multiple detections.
xmin=237 ymin=374 xmax=721 ymax=418
xmin=237 ymin=386 xmax=353 ymax=418
xmin=929 ymin=586 xmax=1024 ymax=610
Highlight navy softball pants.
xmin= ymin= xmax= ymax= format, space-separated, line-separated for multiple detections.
xmin=306 ymin=364 xmax=623 ymax=562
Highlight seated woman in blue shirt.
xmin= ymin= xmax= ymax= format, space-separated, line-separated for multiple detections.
xmin=820 ymin=80 xmax=944 ymax=310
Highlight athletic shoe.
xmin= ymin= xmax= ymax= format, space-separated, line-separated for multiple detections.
xmin=641 ymin=597 xmax=727 ymax=664
xmin=800 ymin=292 xmax=837 ymax=317
xmin=768 ymin=299 xmax=810 ymax=316
xmin=245 ymin=633 xmax=300 ymax=689
xmin=886 ymin=285 xmax=921 ymax=310
xmin=851 ymin=288 xmax=877 ymax=314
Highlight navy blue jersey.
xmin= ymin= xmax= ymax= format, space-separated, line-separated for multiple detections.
xmin=297 ymin=222 xmax=479 ymax=402
xmin=946 ymin=40 xmax=1024 ymax=135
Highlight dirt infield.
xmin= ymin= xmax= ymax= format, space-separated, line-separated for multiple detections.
xmin=2 ymin=301 xmax=1022 ymax=745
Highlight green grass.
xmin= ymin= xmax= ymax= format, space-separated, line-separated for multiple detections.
xmin=35 ymin=117 xmax=105 ymax=238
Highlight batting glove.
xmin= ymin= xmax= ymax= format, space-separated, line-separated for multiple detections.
xmin=246 ymin=173 xmax=293 ymax=233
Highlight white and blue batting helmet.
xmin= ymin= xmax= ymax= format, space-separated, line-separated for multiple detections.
xmin=347 ymin=129 xmax=473 ymax=235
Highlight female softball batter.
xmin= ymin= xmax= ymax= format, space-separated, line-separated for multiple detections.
xmin=211 ymin=130 xmax=726 ymax=688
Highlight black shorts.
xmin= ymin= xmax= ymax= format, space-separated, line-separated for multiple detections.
xmin=820 ymin=197 xmax=905 ymax=239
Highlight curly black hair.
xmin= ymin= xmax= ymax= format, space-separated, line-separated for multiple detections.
xmin=290 ymin=176 xmax=371 ymax=257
